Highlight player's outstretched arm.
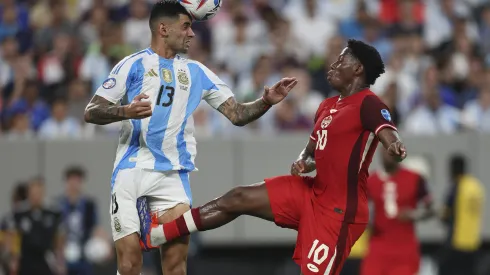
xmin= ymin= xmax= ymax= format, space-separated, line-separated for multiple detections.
xmin=217 ymin=77 xmax=298 ymax=126
xmin=84 ymin=94 xmax=152 ymax=125
xmin=217 ymin=97 xmax=271 ymax=126
xmin=377 ymin=128 xmax=407 ymax=162
xmin=291 ymin=139 xmax=316 ymax=175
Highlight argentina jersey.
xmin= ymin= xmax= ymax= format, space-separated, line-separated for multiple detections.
xmin=95 ymin=47 xmax=234 ymax=174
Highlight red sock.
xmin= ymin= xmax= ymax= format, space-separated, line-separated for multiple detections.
xmin=158 ymin=208 xmax=202 ymax=243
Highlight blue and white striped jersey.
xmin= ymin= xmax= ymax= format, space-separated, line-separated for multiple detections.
xmin=95 ymin=48 xmax=233 ymax=174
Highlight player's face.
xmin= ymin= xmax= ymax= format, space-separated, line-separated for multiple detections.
xmin=326 ymin=48 xmax=359 ymax=90
xmin=167 ymin=14 xmax=195 ymax=54
xmin=28 ymin=182 xmax=44 ymax=207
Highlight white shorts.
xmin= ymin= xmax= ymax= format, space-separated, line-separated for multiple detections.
xmin=109 ymin=167 xmax=192 ymax=241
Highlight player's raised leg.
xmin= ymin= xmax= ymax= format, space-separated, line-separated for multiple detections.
xmin=141 ymin=175 xmax=309 ymax=249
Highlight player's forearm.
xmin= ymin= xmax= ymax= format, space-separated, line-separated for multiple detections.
xmin=298 ymin=139 xmax=317 ymax=170
xmin=217 ymin=97 xmax=271 ymax=126
xmin=377 ymin=128 xmax=402 ymax=149
xmin=410 ymin=207 xmax=435 ymax=221
xmin=84 ymin=95 xmax=127 ymax=125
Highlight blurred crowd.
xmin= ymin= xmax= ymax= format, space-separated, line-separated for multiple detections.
xmin=0 ymin=167 xmax=114 ymax=275
xmin=0 ymin=0 xmax=490 ymax=139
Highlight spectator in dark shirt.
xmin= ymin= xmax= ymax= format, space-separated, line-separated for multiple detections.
xmin=6 ymin=177 xmax=65 ymax=275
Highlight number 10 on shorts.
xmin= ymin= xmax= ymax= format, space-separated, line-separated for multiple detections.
xmin=307 ymin=239 xmax=337 ymax=274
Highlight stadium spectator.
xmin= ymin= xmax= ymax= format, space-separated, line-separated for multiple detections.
xmin=38 ymin=97 xmax=82 ymax=139
xmin=6 ymin=177 xmax=65 ymax=275
xmin=0 ymin=183 xmax=27 ymax=275
xmin=5 ymin=111 xmax=34 ymax=140
xmin=403 ymin=69 xmax=461 ymax=135
xmin=461 ymin=73 xmax=490 ymax=132
xmin=123 ymin=0 xmax=151 ymax=51
xmin=439 ymin=155 xmax=485 ymax=275
xmin=58 ymin=166 xmax=100 ymax=275
xmin=4 ymin=80 xmax=50 ymax=131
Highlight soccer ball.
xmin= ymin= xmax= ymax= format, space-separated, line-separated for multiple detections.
xmin=179 ymin=0 xmax=222 ymax=21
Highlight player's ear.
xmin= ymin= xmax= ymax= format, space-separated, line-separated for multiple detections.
xmin=355 ymin=63 xmax=364 ymax=76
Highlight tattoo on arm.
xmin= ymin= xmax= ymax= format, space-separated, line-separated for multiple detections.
xmin=298 ymin=139 xmax=316 ymax=168
xmin=217 ymin=97 xmax=271 ymax=126
xmin=84 ymin=95 xmax=127 ymax=125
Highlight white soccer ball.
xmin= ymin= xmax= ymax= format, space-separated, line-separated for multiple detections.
xmin=179 ymin=0 xmax=222 ymax=21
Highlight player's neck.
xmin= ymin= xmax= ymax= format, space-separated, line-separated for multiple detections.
xmin=338 ymin=80 xmax=369 ymax=99
xmin=150 ymin=43 xmax=177 ymax=59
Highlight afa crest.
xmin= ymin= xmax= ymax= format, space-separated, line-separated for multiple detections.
xmin=114 ymin=217 xmax=121 ymax=233
xmin=161 ymin=69 xmax=173 ymax=83
xmin=178 ymin=71 xmax=189 ymax=85
xmin=321 ymin=115 xmax=332 ymax=129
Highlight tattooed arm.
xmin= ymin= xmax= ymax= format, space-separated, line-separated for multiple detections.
xmin=216 ymin=77 xmax=299 ymax=126
xmin=217 ymin=97 xmax=271 ymax=126
xmin=84 ymin=93 xmax=152 ymax=125
xmin=84 ymin=95 xmax=127 ymax=125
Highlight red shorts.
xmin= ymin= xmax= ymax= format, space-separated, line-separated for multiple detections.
xmin=361 ymin=249 xmax=420 ymax=275
xmin=265 ymin=175 xmax=367 ymax=275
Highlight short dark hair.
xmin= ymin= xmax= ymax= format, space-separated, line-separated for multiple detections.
xmin=149 ymin=0 xmax=191 ymax=30
xmin=450 ymin=154 xmax=466 ymax=178
xmin=65 ymin=166 xmax=86 ymax=180
xmin=347 ymin=39 xmax=385 ymax=86
xmin=13 ymin=182 xmax=28 ymax=203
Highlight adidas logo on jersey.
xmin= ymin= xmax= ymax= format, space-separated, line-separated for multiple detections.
xmin=145 ymin=69 xmax=158 ymax=78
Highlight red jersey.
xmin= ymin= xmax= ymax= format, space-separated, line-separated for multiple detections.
xmin=366 ymin=168 xmax=431 ymax=255
xmin=310 ymin=89 xmax=397 ymax=224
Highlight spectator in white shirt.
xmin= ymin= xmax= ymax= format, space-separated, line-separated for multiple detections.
xmin=403 ymin=83 xmax=461 ymax=135
xmin=462 ymin=81 xmax=490 ymax=132
xmin=123 ymin=0 xmax=151 ymax=51
xmin=38 ymin=98 xmax=82 ymax=139
xmin=6 ymin=111 xmax=34 ymax=140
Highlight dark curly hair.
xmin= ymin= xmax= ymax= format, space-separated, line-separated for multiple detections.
xmin=347 ymin=39 xmax=385 ymax=86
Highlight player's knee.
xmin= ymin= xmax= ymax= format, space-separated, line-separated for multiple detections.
xmin=220 ymin=186 xmax=253 ymax=213
xmin=117 ymin=247 xmax=142 ymax=275
xmin=162 ymin=254 xmax=187 ymax=275
xmin=117 ymin=257 xmax=142 ymax=275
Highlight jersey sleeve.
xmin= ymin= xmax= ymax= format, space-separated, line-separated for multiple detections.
xmin=198 ymin=63 xmax=234 ymax=109
xmin=416 ymin=176 xmax=432 ymax=204
xmin=94 ymin=57 xmax=136 ymax=104
xmin=360 ymin=95 xmax=398 ymax=136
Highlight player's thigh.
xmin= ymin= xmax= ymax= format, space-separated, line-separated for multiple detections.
xmin=264 ymin=175 xmax=313 ymax=229
xmin=110 ymin=168 xmax=142 ymax=242
xmin=143 ymin=171 xmax=192 ymax=268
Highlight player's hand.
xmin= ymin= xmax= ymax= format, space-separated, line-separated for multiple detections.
xmin=262 ymin=77 xmax=298 ymax=105
xmin=291 ymin=159 xmax=315 ymax=175
xmin=396 ymin=209 xmax=415 ymax=222
xmin=387 ymin=140 xmax=407 ymax=162
xmin=124 ymin=93 xmax=153 ymax=119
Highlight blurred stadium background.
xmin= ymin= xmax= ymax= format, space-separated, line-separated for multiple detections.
xmin=0 ymin=0 xmax=489 ymax=274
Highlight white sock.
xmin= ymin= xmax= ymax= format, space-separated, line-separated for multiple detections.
xmin=150 ymin=223 xmax=167 ymax=247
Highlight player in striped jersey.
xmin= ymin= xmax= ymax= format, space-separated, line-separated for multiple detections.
xmin=84 ymin=1 xmax=298 ymax=275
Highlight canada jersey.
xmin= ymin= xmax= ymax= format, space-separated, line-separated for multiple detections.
xmin=95 ymin=48 xmax=233 ymax=183
xmin=309 ymin=89 xmax=397 ymax=223
xmin=366 ymin=168 xmax=431 ymax=255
